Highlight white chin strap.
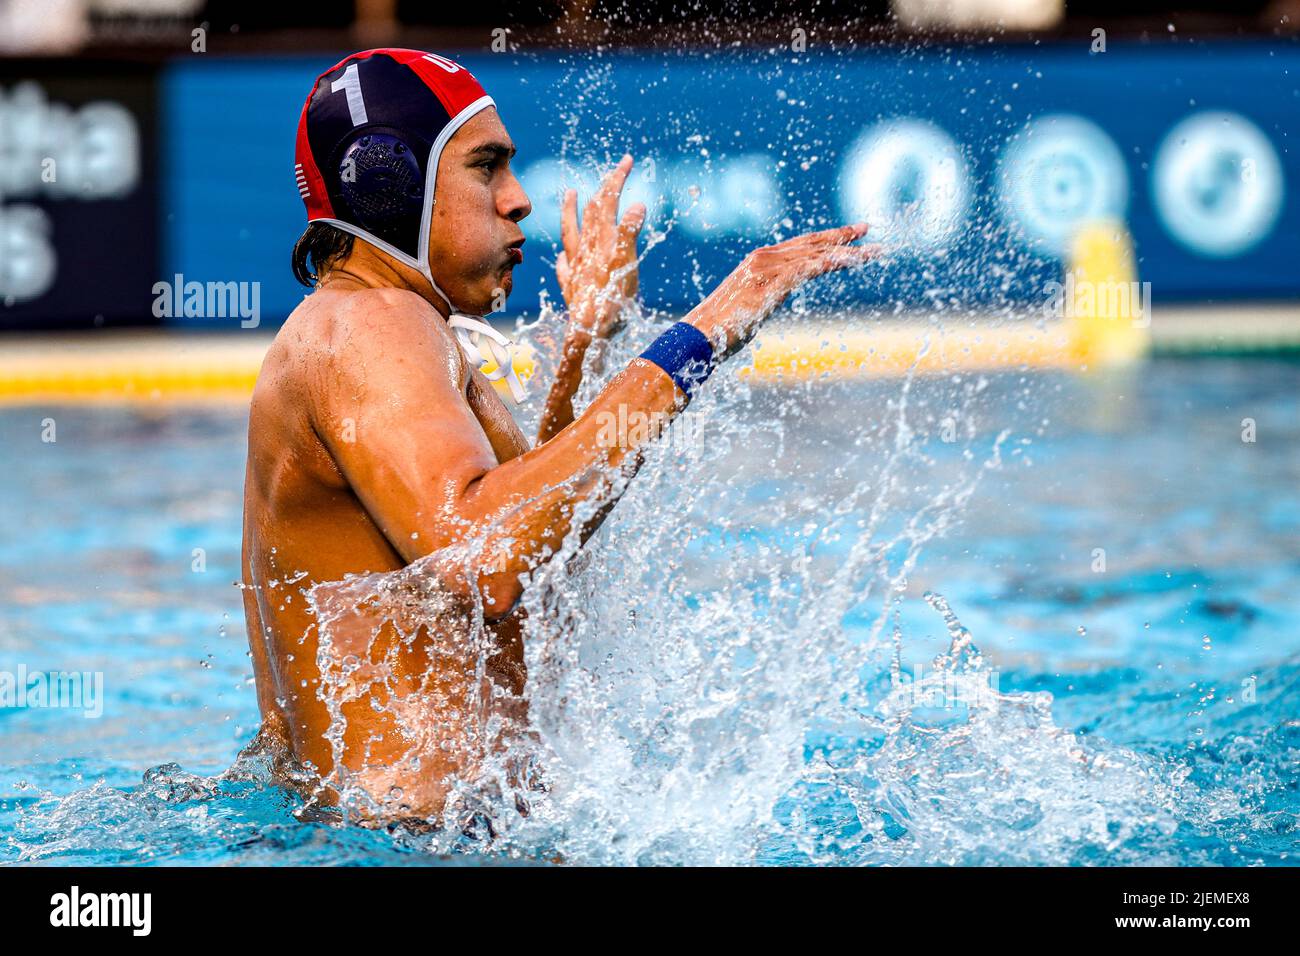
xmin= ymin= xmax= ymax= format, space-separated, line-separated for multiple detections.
xmin=448 ymin=314 xmax=527 ymax=404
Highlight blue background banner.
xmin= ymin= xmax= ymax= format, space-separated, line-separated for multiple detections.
xmin=162 ymin=41 xmax=1299 ymax=326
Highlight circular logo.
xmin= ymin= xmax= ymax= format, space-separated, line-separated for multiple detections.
xmin=1152 ymin=111 xmax=1284 ymax=258
xmin=998 ymin=114 xmax=1129 ymax=257
xmin=839 ymin=119 xmax=969 ymax=252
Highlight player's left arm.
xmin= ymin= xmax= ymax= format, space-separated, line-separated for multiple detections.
xmin=537 ymin=154 xmax=645 ymax=445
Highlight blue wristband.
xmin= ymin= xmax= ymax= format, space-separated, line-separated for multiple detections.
xmin=639 ymin=322 xmax=716 ymax=398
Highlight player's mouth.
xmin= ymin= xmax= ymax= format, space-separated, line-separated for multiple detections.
xmin=505 ymin=238 xmax=525 ymax=266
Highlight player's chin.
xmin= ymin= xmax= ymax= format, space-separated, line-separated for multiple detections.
xmin=468 ymin=272 xmax=512 ymax=315
xmin=495 ymin=268 xmax=515 ymax=297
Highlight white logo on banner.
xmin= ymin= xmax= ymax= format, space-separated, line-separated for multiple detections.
xmin=517 ymin=154 xmax=781 ymax=241
xmin=838 ymin=118 xmax=969 ymax=251
xmin=0 ymin=82 xmax=140 ymax=303
xmin=0 ymin=205 xmax=56 ymax=303
xmin=998 ymin=113 xmax=1128 ymax=257
xmin=1152 ymin=111 xmax=1284 ymax=257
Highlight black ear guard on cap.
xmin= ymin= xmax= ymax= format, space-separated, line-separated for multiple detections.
xmin=336 ymin=132 xmax=426 ymax=249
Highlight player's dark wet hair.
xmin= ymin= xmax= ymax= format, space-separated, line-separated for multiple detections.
xmin=292 ymin=222 xmax=355 ymax=287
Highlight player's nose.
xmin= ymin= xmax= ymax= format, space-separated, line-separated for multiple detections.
xmin=502 ymin=171 xmax=532 ymax=223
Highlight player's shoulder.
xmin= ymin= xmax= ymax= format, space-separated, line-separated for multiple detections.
xmin=291 ymin=287 xmax=474 ymax=410
xmin=327 ymin=287 xmax=448 ymax=345
xmin=279 ymin=286 xmax=460 ymax=368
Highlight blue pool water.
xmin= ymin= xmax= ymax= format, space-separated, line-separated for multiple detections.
xmin=1 ymin=355 xmax=1297 ymax=865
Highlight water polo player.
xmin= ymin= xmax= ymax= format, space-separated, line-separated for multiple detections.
xmin=240 ymin=48 xmax=879 ymax=819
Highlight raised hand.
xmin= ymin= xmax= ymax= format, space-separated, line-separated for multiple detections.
xmin=687 ymin=223 xmax=881 ymax=356
xmin=556 ymin=154 xmax=647 ymax=344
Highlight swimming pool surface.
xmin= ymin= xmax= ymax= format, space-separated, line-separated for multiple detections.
xmin=1 ymin=356 xmax=1296 ymax=865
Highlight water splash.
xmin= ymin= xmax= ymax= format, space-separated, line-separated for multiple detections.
xmin=281 ymin=269 xmax=1146 ymax=867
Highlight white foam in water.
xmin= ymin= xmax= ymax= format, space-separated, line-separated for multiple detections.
xmin=293 ymin=289 xmax=1186 ymax=864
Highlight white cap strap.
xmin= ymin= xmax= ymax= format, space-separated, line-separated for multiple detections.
xmin=448 ymin=314 xmax=527 ymax=404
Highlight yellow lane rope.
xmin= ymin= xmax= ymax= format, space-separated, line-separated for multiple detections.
xmin=3 ymin=306 xmax=1294 ymax=406
xmin=4 ymin=225 xmax=1296 ymax=404
xmin=0 ymin=334 xmax=263 ymax=405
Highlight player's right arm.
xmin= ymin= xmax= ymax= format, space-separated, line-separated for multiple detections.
xmin=314 ymin=226 xmax=878 ymax=621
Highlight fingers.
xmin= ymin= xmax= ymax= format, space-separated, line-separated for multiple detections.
xmin=563 ymin=154 xmax=636 ymax=266
xmin=560 ymin=188 xmax=579 ymax=265
xmin=616 ymin=202 xmax=646 ymax=297
xmin=785 ymin=243 xmax=880 ymax=290
xmin=584 ymin=153 xmax=634 ymax=233
xmin=780 ymin=221 xmax=870 ymax=252
xmin=737 ymin=227 xmax=878 ymax=303
xmin=738 ymin=223 xmax=874 ymax=281
xmin=837 ymin=221 xmax=871 ymax=243
xmin=812 ymin=241 xmax=882 ymax=274
xmin=556 ymin=249 xmax=571 ymax=289
xmin=598 ymin=153 xmax=635 ymax=206
xmin=616 ymin=202 xmax=646 ymax=256
xmin=705 ymin=223 xmax=878 ymax=347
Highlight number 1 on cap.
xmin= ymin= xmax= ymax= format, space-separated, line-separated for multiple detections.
xmin=332 ymin=62 xmax=368 ymax=127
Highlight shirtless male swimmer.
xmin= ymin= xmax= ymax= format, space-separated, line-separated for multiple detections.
xmin=242 ymin=49 xmax=879 ymax=820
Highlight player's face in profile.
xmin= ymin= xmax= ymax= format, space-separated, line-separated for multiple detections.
xmin=427 ymin=108 xmax=532 ymax=315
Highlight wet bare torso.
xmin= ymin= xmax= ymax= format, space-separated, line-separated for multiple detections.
xmin=240 ymin=287 xmax=531 ymax=816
